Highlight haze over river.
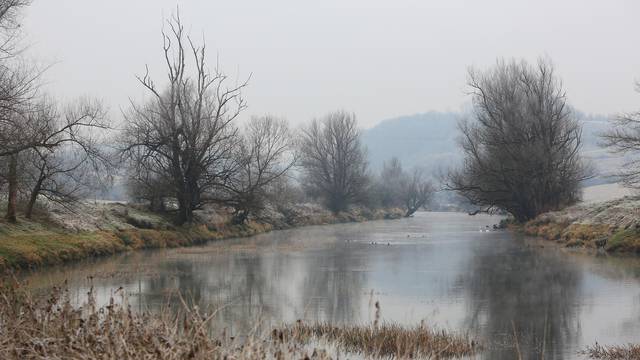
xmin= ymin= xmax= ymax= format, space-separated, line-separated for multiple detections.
xmin=23 ymin=212 xmax=640 ymax=359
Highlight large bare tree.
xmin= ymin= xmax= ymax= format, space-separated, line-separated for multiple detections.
xmin=298 ymin=111 xmax=370 ymax=213
xmin=600 ymin=82 xmax=640 ymax=188
xmin=447 ymin=58 xmax=589 ymax=222
xmin=121 ymin=12 xmax=248 ymax=224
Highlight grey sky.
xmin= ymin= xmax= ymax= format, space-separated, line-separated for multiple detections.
xmin=23 ymin=0 xmax=640 ymax=128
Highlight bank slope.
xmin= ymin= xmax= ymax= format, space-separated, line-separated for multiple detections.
xmin=0 ymin=202 xmax=404 ymax=270
xmin=524 ymin=196 xmax=640 ymax=253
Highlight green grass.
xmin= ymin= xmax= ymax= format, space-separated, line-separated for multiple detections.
xmin=0 ymin=218 xmax=270 ymax=269
xmin=606 ymin=228 xmax=640 ymax=253
xmin=0 ymin=205 xmax=403 ymax=270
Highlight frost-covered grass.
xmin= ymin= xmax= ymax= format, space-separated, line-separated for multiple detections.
xmin=0 ymin=202 xmax=403 ymax=270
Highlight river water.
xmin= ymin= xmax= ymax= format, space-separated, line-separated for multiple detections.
xmin=22 ymin=212 xmax=640 ymax=359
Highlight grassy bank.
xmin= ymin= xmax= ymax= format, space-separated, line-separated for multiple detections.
xmin=0 ymin=203 xmax=403 ymax=270
xmin=521 ymin=196 xmax=640 ymax=253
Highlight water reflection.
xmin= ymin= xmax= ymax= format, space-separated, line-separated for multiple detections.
xmin=21 ymin=212 xmax=640 ymax=359
xmin=463 ymin=236 xmax=582 ymax=359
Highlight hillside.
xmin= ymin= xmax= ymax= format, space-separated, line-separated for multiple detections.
xmin=362 ymin=111 xmax=460 ymax=172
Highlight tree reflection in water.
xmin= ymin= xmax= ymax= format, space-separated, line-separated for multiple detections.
xmin=135 ymin=227 xmax=368 ymax=335
xmin=463 ymin=236 xmax=583 ymax=360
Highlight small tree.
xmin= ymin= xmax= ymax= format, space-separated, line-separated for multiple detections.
xmin=298 ymin=111 xmax=369 ymax=213
xmin=600 ymin=82 xmax=640 ymax=188
xmin=400 ymin=168 xmax=434 ymax=217
xmin=447 ymin=58 xmax=588 ymax=222
xmin=223 ymin=116 xmax=296 ymax=223
xmin=378 ymin=157 xmax=404 ymax=208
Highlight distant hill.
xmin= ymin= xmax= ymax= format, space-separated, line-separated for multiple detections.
xmin=362 ymin=111 xmax=461 ymax=174
xmin=362 ymin=111 xmax=623 ymax=185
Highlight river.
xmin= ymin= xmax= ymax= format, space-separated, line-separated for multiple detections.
xmin=22 ymin=212 xmax=640 ymax=359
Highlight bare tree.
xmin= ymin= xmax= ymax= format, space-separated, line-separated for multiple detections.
xmin=126 ymin=167 xmax=172 ymax=212
xmin=121 ymin=12 xmax=248 ymax=224
xmin=298 ymin=111 xmax=370 ymax=213
xmin=446 ymin=58 xmax=589 ymax=222
xmin=378 ymin=157 xmax=404 ymax=208
xmin=4 ymin=98 xmax=110 ymax=220
xmin=600 ymin=82 xmax=640 ymax=188
xmin=222 ymin=116 xmax=296 ymax=223
xmin=21 ymin=99 xmax=110 ymax=218
xmin=400 ymin=167 xmax=434 ymax=217
xmin=0 ymin=0 xmax=30 ymax=58
xmin=0 ymin=1 xmax=112 ymax=222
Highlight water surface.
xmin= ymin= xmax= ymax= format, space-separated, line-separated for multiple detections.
xmin=23 ymin=212 xmax=640 ymax=359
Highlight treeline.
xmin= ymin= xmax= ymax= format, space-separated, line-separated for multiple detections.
xmin=2 ymin=3 xmax=638 ymax=226
xmin=0 ymin=9 xmax=433 ymax=225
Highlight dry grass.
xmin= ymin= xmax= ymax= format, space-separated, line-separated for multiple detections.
xmin=284 ymin=321 xmax=479 ymax=358
xmin=0 ymin=277 xmax=477 ymax=359
xmin=522 ymin=218 xmax=628 ymax=250
xmin=0 ymin=277 xmax=331 ymax=360
xmin=581 ymin=343 xmax=640 ymax=359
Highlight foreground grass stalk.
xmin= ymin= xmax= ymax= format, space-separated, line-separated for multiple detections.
xmin=0 ymin=278 xmax=330 ymax=359
xmin=581 ymin=343 xmax=640 ymax=359
xmin=284 ymin=320 xmax=479 ymax=358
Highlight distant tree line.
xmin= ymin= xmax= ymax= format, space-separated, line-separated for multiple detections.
xmin=3 ymin=3 xmax=639 ymax=226
xmin=0 ymin=7 xmax=432 ymax=225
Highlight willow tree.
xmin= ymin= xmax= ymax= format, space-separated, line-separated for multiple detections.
xmin=447 ymin=58 xmax=589 ymax=222
xmin=121 ymin=12 xmax=247 ymax=224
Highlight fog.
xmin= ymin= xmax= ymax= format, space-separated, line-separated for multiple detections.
xmin=23 ymin=0 xmax=640 ymax=127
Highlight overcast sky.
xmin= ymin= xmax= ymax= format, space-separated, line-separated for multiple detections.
xmin=22 ymin=0 xmax=640 ymax=128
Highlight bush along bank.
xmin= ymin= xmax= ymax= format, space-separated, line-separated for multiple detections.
xmin=0 ymin=202 xmax=404 ymax=270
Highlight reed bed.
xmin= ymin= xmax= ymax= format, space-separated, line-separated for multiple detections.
xmin=0 ymin=278 xmax=329 ymax=359
xmin=581 ymin=343 xmax=640 ymax=359
xmin=283 ymin=320 xmax=479 ymax=358
xmin=0 ymin=277 xmax=478 ymax=359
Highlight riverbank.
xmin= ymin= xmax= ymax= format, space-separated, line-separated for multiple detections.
xmin=522 ymin=195 xmax=640 ymax=253
xmin=0 ymin=202 xmax=404 ymax=270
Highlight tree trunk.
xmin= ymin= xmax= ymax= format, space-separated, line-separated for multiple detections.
xmin=25 ymin=177 xmax=44 ymax=219
xmin=6 ymin=155 xmax=18 ymax=223
xmin=176 ymin=192 xmax=193 ymax=225
xmin=405 ymin=207 xmax=417 ymax=217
